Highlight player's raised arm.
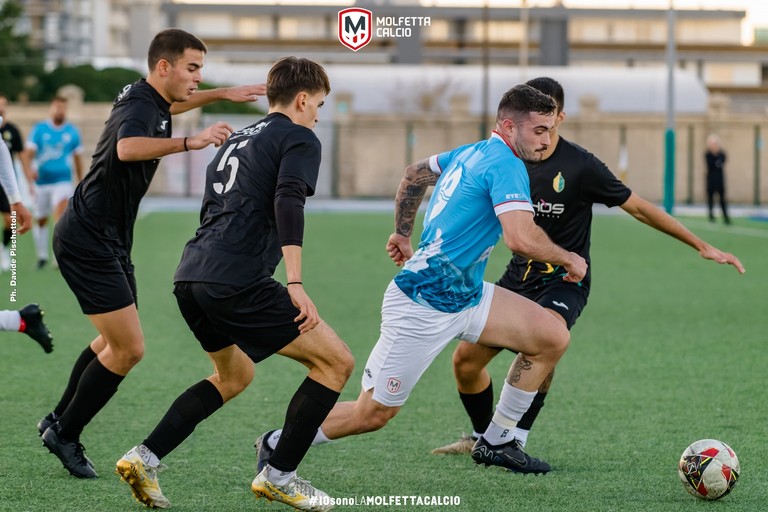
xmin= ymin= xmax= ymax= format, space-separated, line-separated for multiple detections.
xmin=387 ymin=158 xmax=440 ymax=266
xmin=116 ymin=121 xmax=234 ymax=161
xmin=619 ymin=192 xmax=745 ymax=274
xmin=170 ymin=84 xmax=267 ymax=115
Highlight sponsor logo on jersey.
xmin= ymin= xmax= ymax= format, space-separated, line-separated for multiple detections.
xmin=386 ymin=377 xmax=401 ymax=394
xmin=552 ymin=171 xmax=565 ymax=192
xmin=338 ymin=8 xmax=373 ymax=51
xmin=552 ymin=300 xmax=569 ymax=310
xmin=533 ymin=199 xmax=564 ymax=216
xmin=158 ymin=120 xmax=168 ymax=131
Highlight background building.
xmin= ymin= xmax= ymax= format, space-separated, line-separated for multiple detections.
xmin=11 ymin=0 xmax=768 ymax=205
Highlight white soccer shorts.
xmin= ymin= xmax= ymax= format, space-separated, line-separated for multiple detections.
xmin=35 ymin=182 xmax=73 ymax=219
xmin=362 ymin=280 xmax=495 ymax=407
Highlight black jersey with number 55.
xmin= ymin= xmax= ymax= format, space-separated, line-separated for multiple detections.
xmin=175 ymin=112 xmax=320 ymax=288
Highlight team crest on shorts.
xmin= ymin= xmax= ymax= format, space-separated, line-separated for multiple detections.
xmin=386 ymin=377 xmax=401 ymax=394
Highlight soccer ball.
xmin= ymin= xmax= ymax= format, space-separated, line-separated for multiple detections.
xmin=678 ymin=439 xmax=740 ymax=500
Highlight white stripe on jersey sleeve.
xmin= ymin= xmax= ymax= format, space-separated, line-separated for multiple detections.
xmin=428 ymin=154 xmax=442 ymax=175
xmin=494 ymin=200 xmax=534 ymax=217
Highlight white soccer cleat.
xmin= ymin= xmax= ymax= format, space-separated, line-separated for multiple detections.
xmin=251 ymin=467 xmax=334 ymax=511
xmin=116 ymin=446 xmax=171 ymax=509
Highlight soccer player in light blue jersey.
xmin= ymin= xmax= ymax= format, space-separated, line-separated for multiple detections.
xmin=257 ymin=84 xmax=588 ymax=476
xmin=22 ymin=96 xmax=84 ymax=269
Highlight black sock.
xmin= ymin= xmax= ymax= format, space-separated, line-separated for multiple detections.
xmin=516 ymin=391 xmax=547 ymax=431
xmin=269 ymin=377 xmax=340 ymax=473
xmin=53 ymin=345 xmax=98 ymax=417
xmin=143 ymin=379 xmax=224 ymax=460
xmin=3 ymin=228 xmax=10 ymax=246
xmin=58 ymin=358 xmax=124 ymax=440
xmin=459 ymin=381 xmax=494 ymax=437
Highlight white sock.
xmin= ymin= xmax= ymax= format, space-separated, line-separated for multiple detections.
xmin=483 ymin=381 xmax=536 ymax=446
xmin=266 ymin=464 xmax=295 ymax=486
xmin=312 ymin=427 xmax=331 ymax=446
xmin=0 ymin=310 xmax=21 ymax=331
xmin=266 ymin=429 xmax=282 ymax=450
xmin=512 ymin=427 xmax=530 ymax=448
xmin=138 ymin=444 xmax=160 ymax=468
xmin=471 ymin=430 xmax=483 ymax=440
xmin=33 ymin=225 xmax=48 ymax=261
xmin=266 ymin=427 xmax=330 ymax=450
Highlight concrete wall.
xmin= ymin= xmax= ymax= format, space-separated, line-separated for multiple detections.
xmin=334 ymin=94 xmax=768 ymax=205
xmin=5 ymin=91 xmax=767 ymax=205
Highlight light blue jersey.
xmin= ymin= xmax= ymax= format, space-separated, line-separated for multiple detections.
xmin=394 ymin=132 xmax=534 ymax=313
xmin=27 ymin=120 xmax=82 ymax=185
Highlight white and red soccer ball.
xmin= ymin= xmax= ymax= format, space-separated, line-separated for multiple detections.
xmin=678 ymin=439 xmax=739 ymax=500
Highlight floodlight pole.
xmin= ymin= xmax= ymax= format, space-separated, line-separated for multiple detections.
xmin=480 ymin=0 xmax=490 ymax=137
xmin=663 ymin=2 xmax=676 ymax=214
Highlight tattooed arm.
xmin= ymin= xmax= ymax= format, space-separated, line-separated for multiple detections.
xmin=386 ymin=158 xmax=440 ymax=266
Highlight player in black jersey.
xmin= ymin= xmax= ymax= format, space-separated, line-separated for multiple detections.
xmin=432 ymin=77 xmax=745 ymax=461
xmin=38 ymin=29 xmax=266 ymax=479
xmin=115 ymin=57 xmax=353 ymax=511
xmin=0 ymin=94 xmax=27 ymax=271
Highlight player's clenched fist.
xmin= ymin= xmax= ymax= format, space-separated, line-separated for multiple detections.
xmin=187 ymin=121 xmax=235 ymax=149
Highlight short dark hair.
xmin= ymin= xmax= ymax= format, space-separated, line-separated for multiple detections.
xmin=147 ymin=29 xmax=207 ymax=71
xmin=496 ymin=84 xmax=557 ymax=122
xmin=526 ymin=77 xmax=564 ymax=114
xmin=52 ymin=96 xmax=67 ymax=104
xmin=267 ymin=57 xmax=331 ymax=107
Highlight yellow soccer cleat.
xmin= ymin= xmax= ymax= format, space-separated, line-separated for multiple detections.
xmin=431 ymin=433 xmax=476 ymax=455
xmin=116 ymin=447 xmax=171 ymax=509
xmin=251 ymin=467 xmax=334 ymax=511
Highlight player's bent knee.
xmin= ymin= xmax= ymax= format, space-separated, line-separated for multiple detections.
xmin=361 ymin=404 xmax=398 ymax=432
xmin=116 ymin=344 xmax=145 ymax=367
xmin=453 ymin=351 xmax=484 ymax=382
xmin=544 ymin=323 xmax=570 ymax=356
xmin=219 ymin=374 xmax=253 ymax=400
xmin=321 ymin=340 xmax=355 ymax=381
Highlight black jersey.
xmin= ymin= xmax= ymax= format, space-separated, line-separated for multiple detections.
xmin=57 ymin=79 xmax=171 ymax=255
xmin=0 ymin=121 xmax=24 ymax=155
xmin=175 ymin=112 xmax=320 ymax=289
xmin=705 ymin=150 xmax=726 ymax=187
xmin=499 ymin=136 xmax=631 ymax=292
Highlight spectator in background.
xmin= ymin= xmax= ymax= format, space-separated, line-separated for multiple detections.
xmin=0 ymin=94 xmax=27 ymax=271
xmin=21 ymin=96 xmax=85 ymax=268
xmin=705 ymin=134 xmax=730 ymax=225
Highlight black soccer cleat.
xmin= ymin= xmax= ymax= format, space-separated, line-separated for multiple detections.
xmin=37 ymin=411 xmax=59 ymax=436
xmin=254 ymin=430 xmax=276 ymax=473
xmin=471 ymin=436 xmax=551 ymax=475
xmin=41 ymin=422 xmax=98 ymax=478
xmin=19 ymin=303 xmax=53 ymax=353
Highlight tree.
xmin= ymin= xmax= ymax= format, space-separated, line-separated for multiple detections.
xmin=0 ymin=0 xmax=44 ymax=99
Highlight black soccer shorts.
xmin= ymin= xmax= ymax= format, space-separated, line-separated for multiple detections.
xmin=509 ymin=279 xmax=588 ymax=330
xmin=53 ymin=234 xmax=138 ymax=315
xmin=173 ymin=280 xmax=302 ymax=363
